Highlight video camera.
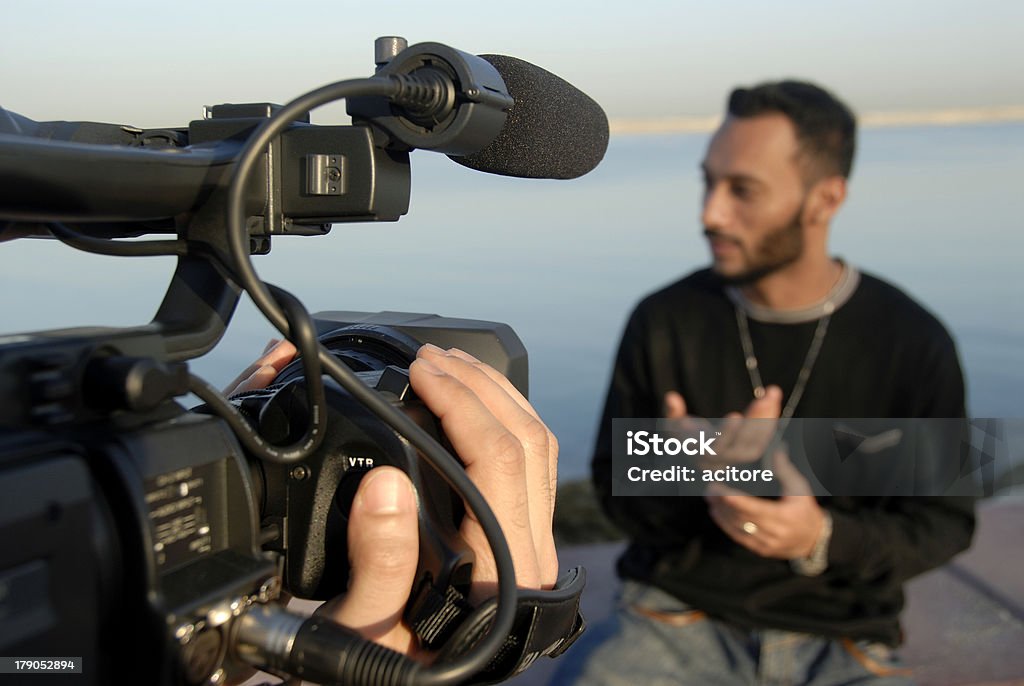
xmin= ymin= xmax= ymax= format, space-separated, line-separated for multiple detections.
xmin=0 ymin=37 xmax=608 ymax=685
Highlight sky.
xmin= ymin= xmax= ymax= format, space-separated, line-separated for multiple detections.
xmin=2 ymin=1 xmax=1023 ymax=460
xmin=3 ymin=0 xmax=1023 ymax=128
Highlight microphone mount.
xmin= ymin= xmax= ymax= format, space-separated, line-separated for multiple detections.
xmin=348 ymin=41 xmax=514 ymax=155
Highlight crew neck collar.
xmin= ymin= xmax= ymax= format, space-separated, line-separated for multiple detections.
xmin=725 ymin=260 xmax=860 ymax=324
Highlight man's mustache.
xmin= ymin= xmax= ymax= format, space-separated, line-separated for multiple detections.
xmin=704 ymin=229 xmax=741 ymax=245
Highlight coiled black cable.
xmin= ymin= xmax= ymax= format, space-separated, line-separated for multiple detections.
xmin=189 ymin=283 xmax=326 ymax=463
xmin=224 ymin=75 xmax=518 ymax=685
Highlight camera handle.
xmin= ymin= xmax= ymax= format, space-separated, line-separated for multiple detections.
xmin=233 ymin=567 xmax=585 ymax=686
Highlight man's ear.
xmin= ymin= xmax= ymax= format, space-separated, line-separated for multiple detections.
xmin=805 ymin=176 xmax=847 ymax=227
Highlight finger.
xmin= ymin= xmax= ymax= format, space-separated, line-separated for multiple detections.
xmin=704 ymin=483 xmax=746 ymax=499
xmin=408 ymin=356 xmax=541 ymax=594
xmin=729 ymin=424 xmax=776 ymax=463
xmin=660 ymin=391 xmax=713 ymax=440
xmin=422 ymin=346 xmax=558 ymax=586
xmin=746 ymin=385 xmax=783 ymax=418
xmin=230 ymin=364 xmax=280 ymax=395
xmin=710 ymin=413 xmax=745 ymax=461
xmin=707 ymin=503 xmax=767 ymax=555
xmin=715 ymin=387 xmax=782 ymax=462
xmin=418 ymin=346 xmax=550 ymax=475
xmin=416 ymin=347 xmax=554 ymax=585
xmin=263 ymin=339 xmax=299 ymax=367
xmin=706 ymin=485 xmax=792 ymax=551
xmin=663 ymin=391 xmax=687 ymax=419
xmin=704 ymin=485 xmax=753 ymax=533
xmin=704 ymin=486 xmax=775 ymax=519
xmin=440 ymin=346 xmax=540 ymax=421
xmin=773 ymin=449 xmax=813 ymax=497
xmin=434 ymin=350 xmax=557 ymax=536
xmin=319 ymin=467 xmax=418 ymax=654
xmin=223 ymin=339 xmax=299 ymax=394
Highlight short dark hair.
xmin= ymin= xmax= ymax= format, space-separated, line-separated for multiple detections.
xmin=727 ymin=80 xmax=856 ymax=179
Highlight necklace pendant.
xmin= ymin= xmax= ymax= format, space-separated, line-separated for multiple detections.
xmin=734 ymin=296 xmax=834 ymax=423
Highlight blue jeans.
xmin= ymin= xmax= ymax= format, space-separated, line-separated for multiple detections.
xmin=553 ymin=580 xmax=915 ymax=686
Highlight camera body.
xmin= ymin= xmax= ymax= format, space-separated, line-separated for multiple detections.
xmin=0 ymin=311 xmax=526 ymax=684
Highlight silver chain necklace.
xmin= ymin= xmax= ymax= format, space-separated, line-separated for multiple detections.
xmin=734 ymin=300 xmax=833 ymax=421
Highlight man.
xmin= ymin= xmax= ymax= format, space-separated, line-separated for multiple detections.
xmin=557 ymin=81 xmax=974 ymax=684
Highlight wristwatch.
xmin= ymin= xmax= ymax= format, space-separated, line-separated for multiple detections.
xmin=790 ymin=510 xmax=833 ymax=577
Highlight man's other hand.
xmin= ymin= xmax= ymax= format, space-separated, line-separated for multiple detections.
xmin=704 ymin=450 xmax=825 ymax=560
xmin=662 ymin=387 xmax=782 ymax=464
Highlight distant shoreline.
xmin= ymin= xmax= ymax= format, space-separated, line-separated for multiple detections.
xmin=610 ymin=105 xmax=1024 ymax=136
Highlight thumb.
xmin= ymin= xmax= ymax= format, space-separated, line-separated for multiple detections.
xmin=746 ymin=385 xmax=783 ymax=419
xmin=318 ymin=467 xmax=419 ymax=653
xmin=663 ymin=391 xmax=687 ymax=419
xmin=773 ymin=449 xmax=813 ymax=497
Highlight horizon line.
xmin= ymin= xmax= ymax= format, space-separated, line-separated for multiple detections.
xmin=609 ymin=105 xmax=1024 ymax=136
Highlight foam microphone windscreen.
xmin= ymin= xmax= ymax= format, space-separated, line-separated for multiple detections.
xmin=448 ymin=55 xmax=609 ymax=179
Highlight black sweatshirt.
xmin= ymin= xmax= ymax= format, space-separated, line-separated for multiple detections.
xmin=592 ymin=266 xmax=976 ymax=646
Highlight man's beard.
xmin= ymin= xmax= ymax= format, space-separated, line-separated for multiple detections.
xmin=706 ymin=200 xmax=805 ymax=285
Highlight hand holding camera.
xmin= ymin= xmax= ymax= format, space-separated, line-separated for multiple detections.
xmin=229 ymin=341 xmax=559 ymax=658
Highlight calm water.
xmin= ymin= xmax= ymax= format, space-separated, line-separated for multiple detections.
xmin=2 ymin=124 xmax=1022 ymax=479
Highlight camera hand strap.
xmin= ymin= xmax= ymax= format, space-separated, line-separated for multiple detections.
xmin=424 ymin=566 xmax=586 ymax=684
